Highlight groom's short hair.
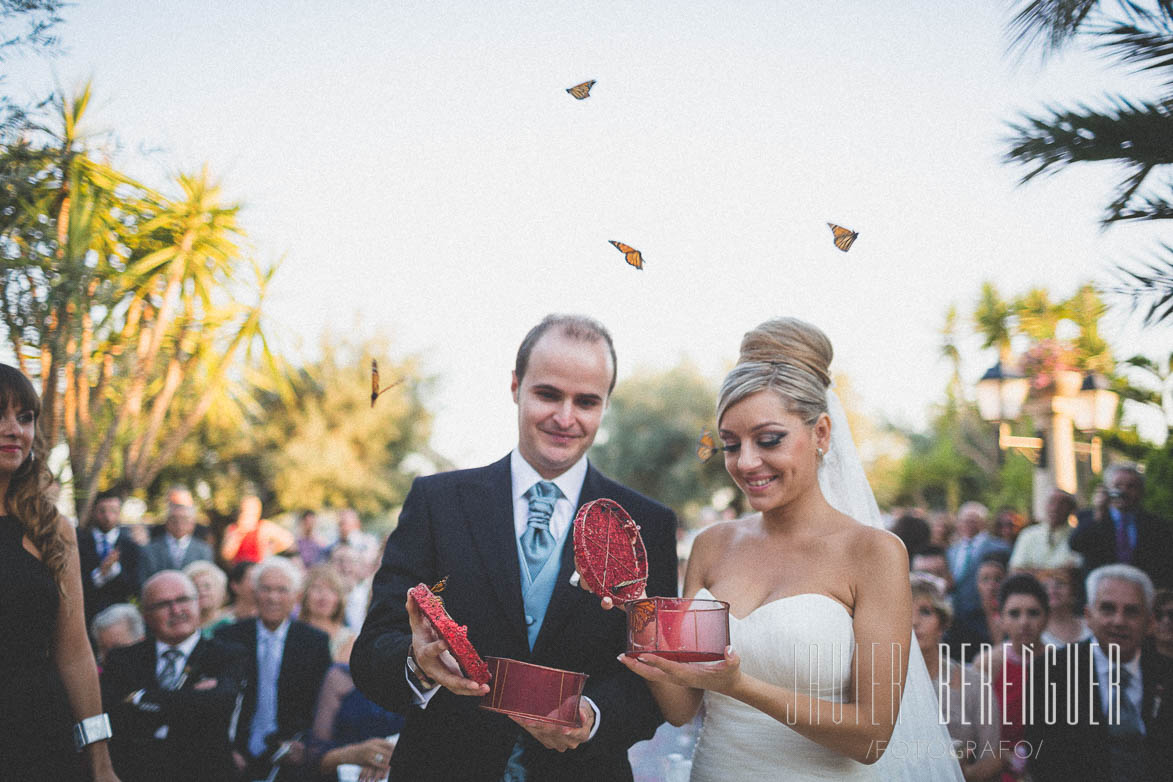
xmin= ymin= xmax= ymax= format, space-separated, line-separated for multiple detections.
xmin=514 ymin=314 xmax=618 ymax=393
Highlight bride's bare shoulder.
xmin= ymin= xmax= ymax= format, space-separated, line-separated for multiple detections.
xmin=690 ymin=515 xmax=754 ymax=559
xmin=843 ymin=519 xmax=908 ymax=572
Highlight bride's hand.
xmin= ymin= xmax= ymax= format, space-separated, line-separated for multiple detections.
xmin=618 ymin=645 xmax=742 ymax=696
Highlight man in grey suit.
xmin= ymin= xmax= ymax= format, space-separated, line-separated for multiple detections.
xmin=141 ymin=490 xmax=215 ymax=581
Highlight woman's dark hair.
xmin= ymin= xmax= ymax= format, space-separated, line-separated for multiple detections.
xmin=999 ymin=572 xmax=1049 ymax=614
xmin=0 ymin=364 xmax=66 ymax=591
xmin=890 ymin=514 xmax=931 ymax=560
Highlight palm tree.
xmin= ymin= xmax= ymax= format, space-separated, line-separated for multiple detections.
xmin=1004 ymin=0 xmax=1173 ymax=325
xmin=974 ymin=282 xmax=1016 ymax=365
xmin=2 ymin=86 xmax=282 ymax=519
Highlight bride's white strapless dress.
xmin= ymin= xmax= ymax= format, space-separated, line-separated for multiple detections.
xmin=689 ymin=588 xmax=877 ymax=781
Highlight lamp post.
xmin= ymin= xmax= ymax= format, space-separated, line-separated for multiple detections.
xmin=977 ymin=362 xmax=1118 ymax=520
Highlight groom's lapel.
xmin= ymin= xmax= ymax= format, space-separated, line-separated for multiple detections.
xmin=461 ymin=456 xmax=527 ymax=649
xmin=532 ymin=463 xmax=605 ymax=655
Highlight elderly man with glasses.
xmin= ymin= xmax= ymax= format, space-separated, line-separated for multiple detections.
xmin=100 ymin=570 xmax=248 ymax=782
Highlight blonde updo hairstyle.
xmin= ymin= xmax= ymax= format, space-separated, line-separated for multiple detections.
xmin=716 ymin=317 xmax=834 ymax=427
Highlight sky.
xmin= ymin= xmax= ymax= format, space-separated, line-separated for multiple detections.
xmin=6 ymin=1 xmax=1169 ymax=468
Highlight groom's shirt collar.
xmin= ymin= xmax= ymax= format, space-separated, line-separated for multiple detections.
xmin=509 ymin=449 xmax=588 ymax=540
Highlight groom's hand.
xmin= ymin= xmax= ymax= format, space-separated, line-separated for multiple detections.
xmin=405 ymin=596 xmax=490 ymax=697
xmin=509 ymin=701 xmax=595 ymax=751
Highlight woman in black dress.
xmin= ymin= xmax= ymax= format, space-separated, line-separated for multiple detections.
xmin=0 ymin=364 xmax=119 ymax=781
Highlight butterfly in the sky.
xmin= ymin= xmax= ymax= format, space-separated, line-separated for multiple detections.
xmin=370 ymin=359 xmax=404 ymax=408
xmin=697 ymin=429 xmax=723 ymax=462
xmin=827 ymin=223 xmax=859 ymax=253
xmin=566 ymin=80 xmax=596 ymax=100
xmin=609 ymin=240 xmax=645 ymax=270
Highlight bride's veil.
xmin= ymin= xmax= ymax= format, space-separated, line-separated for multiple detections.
xmin=820 ymin=390 xmax=964 ymax=781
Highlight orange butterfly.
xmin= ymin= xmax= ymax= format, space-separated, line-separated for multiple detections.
xmin=428 ymin=576 xmax=448 ymax=604
xmin=827 ymin=223 xmax=859 ymax=252
xmin=697 ymin=429 xmax=723 ymax=462
xmin=609 ymin=240 xmax=645 ymax=270
xmin=370 ymin=359 xmax=404 ymax=408
xmin=628 ymin=598 xmax=656 ymax=632
xmin=566 ymin=80 xmax=596 ymax=100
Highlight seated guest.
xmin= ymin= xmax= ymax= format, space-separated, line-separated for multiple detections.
xmin=973 ymin=573 xmax=1049 ymax=782
xmin=1009 ymin=489 xmax=1082 ymax=574
xmin=100 ymin=571 xmax=247 ymax=782
xmin=329 ymin=543 xmax=373 ymax=631
xmin=308 ymin=662 xmax=404 ymax=781
xmin=299 ymin=565 xmax=357 ymax=663
xmin=912 ymin=544 xmax=955 ymax=593
xmin=331 ymin=508 xmax=377 ymax=558
xmin=1148 ymin=588 xmax=1173 ymax=666
xmin=182 ymin=560 xmax=230 ymax=637
xmin=1027 ymin=564 xmax=1173 ymax=782
xmin=90 ymin=603 xmax=145 ymax=667
xmin=140 ymin=489 xmax=214 ymax=581
xmin=216 ymin=556 xmax=332 ymax=781
xmin=929 ymin=510 xmax=956 ymax=548
xmin=295 ymin=510 xmax=327 ymax=569
xmin=1071 ymin=464 xmax=1173 ymax=589
xmin=948 ymin=551 xmax=1008 ymax=662
xmin=910 ymin=574 xmax=1000 ymax=781
xmin=993 ymin=507 xmax=1024 ymax=546
xmin=220 ymin=495 xmax=294 ymax=566
xmin=225 ymin=561 xmax=259 ymax=622
xmin=1039 ymin=566 xmax=1089 ymax=646
xmin=78 ymin=490 xmax=142 ymax=624
xmin=948 ymin=502 xmax=1011 ymax=618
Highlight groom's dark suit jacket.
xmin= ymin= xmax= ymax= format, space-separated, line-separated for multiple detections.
xmin=351 ymin=455 xmax=678 ymax=782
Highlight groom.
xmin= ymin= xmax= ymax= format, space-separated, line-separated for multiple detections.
xmin=351 ymin=314 xmax=678 ymax=781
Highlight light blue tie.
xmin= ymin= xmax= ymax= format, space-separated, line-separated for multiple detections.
xmin=248 ymin=631 xmax=280 ymax=758
xmin=157 ymin=648 xmax=183 ymax=691
xmin=521 ymin=481 xmax=559 ymax=580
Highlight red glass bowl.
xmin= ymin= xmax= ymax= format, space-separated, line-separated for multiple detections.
xmin=479 ymin=657 xmax=589 ymax=727
xmin=625 ymin=597 xmax=730 ymax=662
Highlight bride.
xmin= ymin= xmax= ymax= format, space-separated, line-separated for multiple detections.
xmin=618 ymin=318 xmax=962 ymax=781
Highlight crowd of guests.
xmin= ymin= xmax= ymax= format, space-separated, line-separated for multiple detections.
xmin=891 ymin=464 xmax=1173 ymax=782
xmin=77 ymin=490 xmax=404 ymax=781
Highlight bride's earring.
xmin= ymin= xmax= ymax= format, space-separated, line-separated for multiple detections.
xmin=816 ymin=446 xmax=824 ymax=460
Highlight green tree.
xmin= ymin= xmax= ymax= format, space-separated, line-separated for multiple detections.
xmin=590 ymin=362 xmax=724 ymax=524
xmin=1005 ymin=0 xmax=1173 ymax=324
xmin=0 ymin=0 xmax=67 ymax=130
xmin=150 ymin=334 xmax=437 ymax=523
xmin=0 ymin=86 xmax=280 ymax=519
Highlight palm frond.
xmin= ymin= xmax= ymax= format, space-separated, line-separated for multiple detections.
xmin=1005 ymin=97 xmax=1173 ymax=221
xmin=1008 ymin=0 xmax=1105 ymax=58
xmin=1096 ymin=22 xmax=1173 ymax=82
xmin=1113 ymin=246 xmax=1173 ymax=324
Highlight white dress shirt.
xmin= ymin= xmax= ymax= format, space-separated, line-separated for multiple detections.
xmin=1008 ymin=523 xmax=1083 ymax=571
